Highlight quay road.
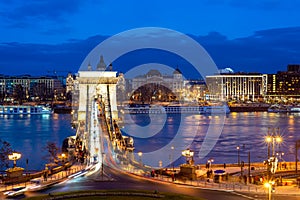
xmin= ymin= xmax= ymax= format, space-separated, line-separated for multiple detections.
xmin=22 ymin=163 xmax=300 ymax=200
xmin=25 ymin=165 xmax=254 ymax=200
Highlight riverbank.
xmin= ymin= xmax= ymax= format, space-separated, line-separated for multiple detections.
xmin=229 ymin=105 xmax=269 ymax=112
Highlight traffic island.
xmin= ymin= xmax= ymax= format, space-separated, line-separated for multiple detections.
xmin=22 ymin=190 xmax=204 ymax=200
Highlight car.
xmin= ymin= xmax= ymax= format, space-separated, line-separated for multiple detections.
xmin=3 ymin=186 xmax=26 ymax=198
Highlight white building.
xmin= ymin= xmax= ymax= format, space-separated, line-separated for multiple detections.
xmin=206 ymin=73 xmax=268 ymax=101
xmin=130 ymin=68 xmax=184 ymax=100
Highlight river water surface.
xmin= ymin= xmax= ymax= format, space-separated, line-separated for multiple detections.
xmin=0 ymin=112 xmax=299 ymax=170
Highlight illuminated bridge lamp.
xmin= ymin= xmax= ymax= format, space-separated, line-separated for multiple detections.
xmin=8 ymin=152 xmax=22 ymax=168
xmin=181 ymin=149 xmax=194 ymax=165
xmin=138 ymin=151 xmax=143 ymax=164
xmin=61 ymin=153 xmax=66 ymax=163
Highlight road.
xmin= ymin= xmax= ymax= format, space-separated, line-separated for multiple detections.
xmin=23 ymin=164 xmax=300 ymax=200
xmin=23 ymin=164 xmax=253 ymax=200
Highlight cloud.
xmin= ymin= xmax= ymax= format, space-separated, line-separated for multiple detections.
xmin=0 ymin=0 xmax=88 ymax=28
xmin=0 ymin=35 xmax=108 ymax=75
xmin=196 ymin=27 xmax=300 ymax=73
xmin=0 ymin=27 xmax=299 ymax=77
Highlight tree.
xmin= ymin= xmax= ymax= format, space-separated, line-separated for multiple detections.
xmin=14 ymin=84 xmax=25 ymax=104
xmin=44 ymin=142 xmax=59 ymax=163
xmin=0 ymin=139 xmax=13 ymax=169
xmin=0 ymin=90 xmax=4 ymax=103
xmin=32 ymin=82 xmax=47 ymax=101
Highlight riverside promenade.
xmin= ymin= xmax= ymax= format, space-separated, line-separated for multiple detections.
xmin=155 ymin=166 xmax=300 ymax=196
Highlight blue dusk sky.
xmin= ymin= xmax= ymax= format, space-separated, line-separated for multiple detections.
xmin=0 ymin=0 xmax=299 ymax=78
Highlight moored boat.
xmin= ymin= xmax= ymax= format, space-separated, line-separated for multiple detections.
xmin=0 ymin=105 xmax=52 ymax=115
xmin=289 ymin=106 xmax=300 ymax=112
xmin=122 ymin=104 xmax=230 ymax=114
xmin=267 ymin=104 xmax=289 ymax=113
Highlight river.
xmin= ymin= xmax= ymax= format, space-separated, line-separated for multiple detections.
xmin=0 ymin=114 xmax=75 ymax=170
xmin=121 ymin=112 xmax=300 ymax=168
xmin=0 ymin=112 xmax=299 ymax=170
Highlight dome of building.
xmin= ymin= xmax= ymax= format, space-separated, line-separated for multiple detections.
xmin=173 ymin=68 xmax=182 ymax=75
xmin=219 ymin=68 xmax=234 ymax=73
xmin=146 ymin=69 xmax=162 ymax=77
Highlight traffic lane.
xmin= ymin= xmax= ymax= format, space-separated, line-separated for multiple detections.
xmin=33 ymin=166 xmax=254 ymax=200
xmin=106 ymin=166 xmax=255 ymax=200
xmin=37 ymin=180 xmax=252 ymax=200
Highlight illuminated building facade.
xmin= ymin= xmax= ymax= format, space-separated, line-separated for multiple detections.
xmin=267 ymin=64 xmax=300 ymax=100
xmin=206 ymin=73 xmax=268 ymax=101
xmin=0 ymin=75 xmax=64 ymax=102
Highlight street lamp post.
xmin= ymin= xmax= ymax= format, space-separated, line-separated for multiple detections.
xmin=265 ymin=128 xmax=282 ymax=158
xmin=248 ymin=151 xmax=251 ymax=184
xmin=265 ymin=128 xmax=282 ymax=187
xmin=171 ymin=146 xmax=174 ymax=171
xmin=181 ymin=149 xmax=194 ymax=165
xmin=61 ymin=153 xmax=66 ymax=163
xmin=264 ymin=181 xmax=274 ymax=200
xmin=236 ymin=146 xmax=240 ymax=166
xmin=8 ymin=152 xmax=22 ymax=168
xmin=207 ymin=158 xmax=214 ymax=170
xmin=237 ymin=144 xmax=252 ymax=184
xmin=296 ymin=140 xmax=300 ymax=173
xmin=138 ymin=151 xmax=143 ymax=165
xmin=276 ymin=152 xmax=284 ymax=170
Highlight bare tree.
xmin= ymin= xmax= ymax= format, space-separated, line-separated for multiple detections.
xmin=0 ymin=139 xmax=13 ymax=169
xmin=32 ymin=83 xmax=47 ymax=101
xmin=44 ymin=141 xmax=59 ymax=164
xmin=14 ymin=84 xmax=25 ymax=104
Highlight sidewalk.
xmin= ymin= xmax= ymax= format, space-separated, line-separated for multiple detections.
xmin=147 ymin=173 xmax=300 ymax=196
xmin=127 ymin=165 xmax=300 ymax=196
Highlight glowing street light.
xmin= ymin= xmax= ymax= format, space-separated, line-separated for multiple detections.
xmin=171 ymin=146 xmax=175 ymax=171
xmin=265 ymin=127 xmax=283 ymax=188
xmin=8 ymin=152 xmax=22 ymax=168
xmin=265 ymin=135 xmax=283 ymax=159
xmin=138 ymin=151 xmax=143 ymax=164
xmin=265 ymin=136 xmax=272 ymax=143
xmin=276 ymin=136 xmax=282 ymax=143
xmin=264 ymin=181 xmax=275 ymax=200
xmin=276 ymin=151 xmax=284 ymax=170
xmin=181 ymin=149 xmax=194 ymax=165
xmin=61 ymin=153 xmax=66 ymax=163
xmin=265 ymin=128 xmax=282 ymax=158
xmin=236 ymin=146 xmax=240 ymax=166
xmin=207 ymin=158 xmax=214 ymax=169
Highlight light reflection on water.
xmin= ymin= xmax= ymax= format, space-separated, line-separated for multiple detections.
xmin=122 ymin=112 xmax=300 ymax=167
xmin=0 ymin=112 xmax=299 ymax=170
xmin=0 ymin=114 xmax=75 ymax=170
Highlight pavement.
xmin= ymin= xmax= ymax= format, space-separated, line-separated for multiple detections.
xmin=128 ymin=165 xmax=300 ymax=196
xmin=150 ymin=167 xmax=300 ymax=197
